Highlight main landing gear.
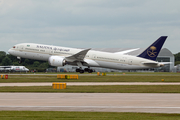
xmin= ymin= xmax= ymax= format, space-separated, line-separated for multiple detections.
xmin=76 ymin=67 xmax=93 ymax=74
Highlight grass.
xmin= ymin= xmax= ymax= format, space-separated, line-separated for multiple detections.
xmin=1 ymin=73 xmax=180 ymax=93
xmin=0 ymin=85 xmax=180 ymax=93
xmin=0 ymin=73 xmax=180 ymax=120
xmin=0 ymin=74 xmax=180 ymax=119
xmin=1 ymin=72 xmax=180 ymax=74
xmin=1 ymin=74 xmax=180 ymax=83
xmin=0 ymin=111 xmax=180 ymax=120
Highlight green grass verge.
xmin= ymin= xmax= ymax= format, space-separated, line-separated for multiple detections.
xmin=0 ymin=85 xmax=180 ymax=93
xmin=1 ymin=75 xmax=180 ymax=83
xmin=0 ymin=111 xmax=180 ymax=120
xmin=1 ymin=72 xmax=180 ymax=74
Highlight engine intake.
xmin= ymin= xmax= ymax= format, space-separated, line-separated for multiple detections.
xmin=48 ymin=56 xmax=66 ymax=67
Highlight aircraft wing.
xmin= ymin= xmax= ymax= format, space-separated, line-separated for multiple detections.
xmin=65 ymin=48 xmax=91 ymax=62
xmin=114 ymin=48 xmax=140 ymax=54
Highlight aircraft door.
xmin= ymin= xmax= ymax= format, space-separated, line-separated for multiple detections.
xmin=128 ymin=59 xmax=133 ymax=65
xmin=20 ymin=45 xmax=24 ymax=50
xmin=92 ymin=54 xmax=96 ymax=59
xmin=49 ymin=50 xmax=53 ymax=55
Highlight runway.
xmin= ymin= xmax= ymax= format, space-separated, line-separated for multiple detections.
xmin=1 ymin=82 xmax=180 ymax=87
xmin=1 ymin=82 xmax=180 ymax=113
xmin=0 ymin=93 xmax=180 ymax=113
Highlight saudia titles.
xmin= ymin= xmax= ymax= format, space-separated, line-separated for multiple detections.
xmin=36 ymin=45 xmax=70 ymax=52
xmin=147 ymin=46 xmax=157 ymax=57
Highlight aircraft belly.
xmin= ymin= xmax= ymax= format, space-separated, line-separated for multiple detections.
xmin=11 ymin=50 xmax=50 ymax=61
xmin=24 ymin=52 xmax=50 ymax=61
xmin=95 ymin=61 xmax=150 ymax=70
xmin=84 ymin=59 xmax=100 ymax=67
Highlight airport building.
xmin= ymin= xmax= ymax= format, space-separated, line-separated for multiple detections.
xmin=123 ymin=48 xmax=174 ymax=72
xmin=155 ymin=48 xmax=174 ymax=72
xmin=57 ymin=48 xmax=175 ymax=72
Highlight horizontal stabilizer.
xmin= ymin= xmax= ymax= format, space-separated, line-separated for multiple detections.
xmin=142 ymin=62 xmax=159 ymax=67
xmin=159 ymin=62 xmax=172 ymax=65
xmin=114 ymin=48 xmax=140 ymax=54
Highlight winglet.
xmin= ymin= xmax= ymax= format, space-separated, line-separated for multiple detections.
xmin=137 ymin=36 xmax=167 ymax=61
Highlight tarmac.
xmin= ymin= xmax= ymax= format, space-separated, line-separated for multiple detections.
xmin=1 ymin=82 xmax=180 ymax=113
xmin=0 ymin=93 xmax=180 ymax=113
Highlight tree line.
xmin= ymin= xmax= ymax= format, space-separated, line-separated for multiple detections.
xmin=174 ymin=52 xmax=180 ymax=65
xmin=0 ymin=51 xmax=54 ymax=72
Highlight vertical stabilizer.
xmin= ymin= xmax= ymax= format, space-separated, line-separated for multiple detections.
xmin=137 ymin=36 xmax=167 ymax=61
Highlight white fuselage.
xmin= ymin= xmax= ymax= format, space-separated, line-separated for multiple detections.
xmin=8 ymin=43 xmax=160 ymax=70
xmin=0 ymin=66 xmax=29 ymax=72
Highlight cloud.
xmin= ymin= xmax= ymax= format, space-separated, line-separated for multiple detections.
xmin=0 ymin=0 xmax=180 ymax=53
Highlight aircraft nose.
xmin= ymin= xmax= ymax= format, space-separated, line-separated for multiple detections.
xmin=8 ymin=49 xmax=11 ymax=54
xmin=8 ymin=49 xmax=13 ymax=54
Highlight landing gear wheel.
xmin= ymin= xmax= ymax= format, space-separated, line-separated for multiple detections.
xmin=76 ymin=68 xmax=84 ymax=73
xmin=76 ymin=68 xmax=80 ymax=72
xmin=88 ymin=69 xmax=93 ymax=73
xmin=17 ymin=57 xmax=21 ymax=64
xmin=80 ymin=70 xmax=84 ymax=74
xmin=84 ymin=68 xmax=89 ymax=72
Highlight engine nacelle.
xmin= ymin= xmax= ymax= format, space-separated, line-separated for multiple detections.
xmin=48 ymin=56 xmax=66 ymax=67
xmin=84 ymin=59 xmax=100 ymax=67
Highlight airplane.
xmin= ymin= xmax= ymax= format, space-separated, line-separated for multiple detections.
xmin=8 ymin=36 xmax=167 ymax=73
xmin=0 ymin=66 xmax=29 ymax=72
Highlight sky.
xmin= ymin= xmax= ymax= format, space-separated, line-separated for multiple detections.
xmin=0 ymin=0 xmax=180 ymax=54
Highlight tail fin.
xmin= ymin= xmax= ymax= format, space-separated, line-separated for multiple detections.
xmin=137 ymin=36 xmax=167 ymax=61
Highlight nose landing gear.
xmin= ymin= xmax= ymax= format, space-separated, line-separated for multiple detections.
xmin=17 ymin=57 xmax=22 ymax=64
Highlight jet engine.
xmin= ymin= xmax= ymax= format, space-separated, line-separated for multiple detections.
xmin=48 ymin=56 xmax=66 ymax=67
xmin=84 ymin=59 xmax=100 ymax=67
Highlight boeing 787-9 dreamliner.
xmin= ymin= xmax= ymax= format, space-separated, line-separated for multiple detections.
xmin=8 ymin=36 xmax=167 ymax=73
